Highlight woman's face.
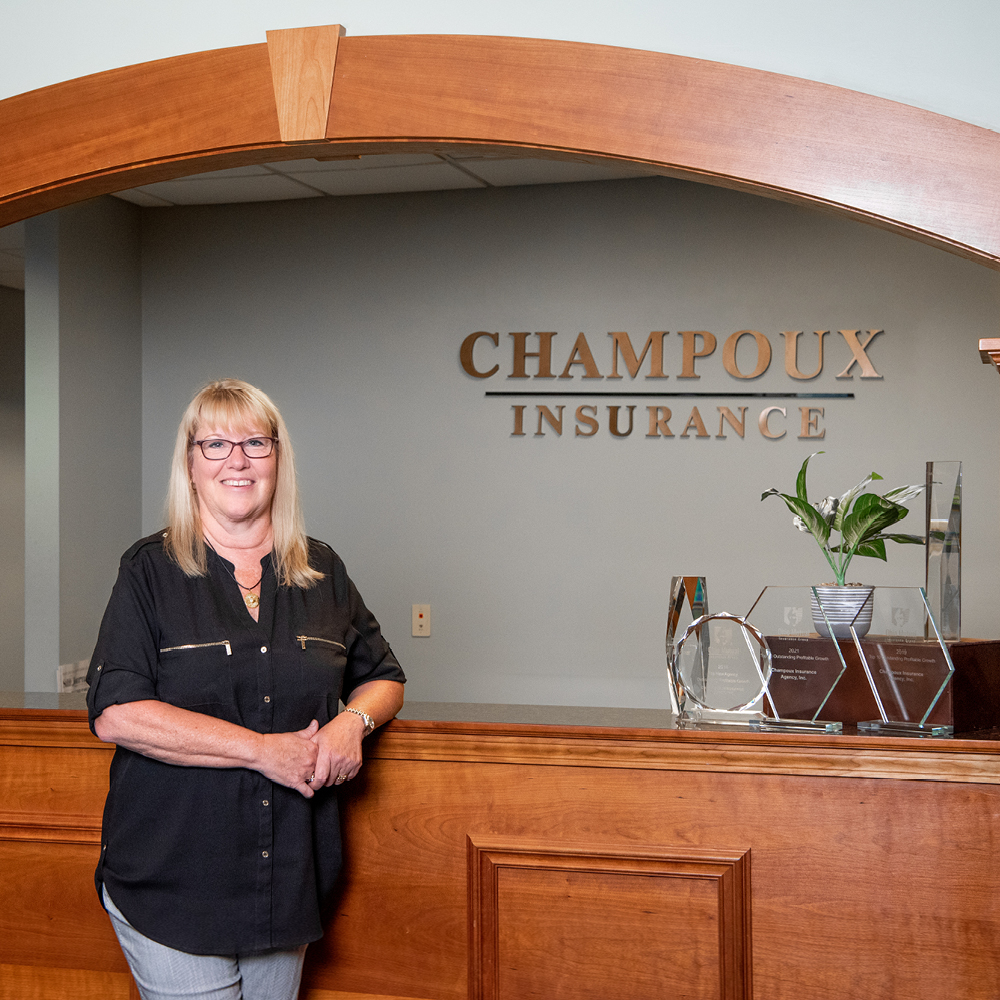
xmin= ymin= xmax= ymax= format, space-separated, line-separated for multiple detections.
xmin=188 ymin=424 xmax=278 ymax=531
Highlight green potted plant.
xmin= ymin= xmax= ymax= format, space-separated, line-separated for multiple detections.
xmin=761 ymin=452 xmax=924 ymax=637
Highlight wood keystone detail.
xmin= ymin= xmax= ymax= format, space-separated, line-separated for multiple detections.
xmin=266 ymin=24 xmax=346 ymax=143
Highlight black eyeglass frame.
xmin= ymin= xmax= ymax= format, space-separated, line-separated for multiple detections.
xmin=192 ymin=437 xmax=278 ymax=460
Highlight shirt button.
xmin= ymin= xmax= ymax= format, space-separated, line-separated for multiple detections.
xmin=264 ymin=696 xmax=270 ymax=703
xmin=260 ymin=646 xmax=267 ymax=653
xmin=262 ymin=851 xmax=269 ymax=858
xmin=262 ymin=800 xmax=269 ymax=807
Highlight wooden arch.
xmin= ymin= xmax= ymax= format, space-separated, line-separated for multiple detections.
xmin=3 ymin=25 xmax=1000 ymax=272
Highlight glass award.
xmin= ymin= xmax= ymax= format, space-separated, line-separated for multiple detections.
xmin=665 ymin=576 xmax=709 ymax=716
xmin=925 ymin=461 xmax=961 ymax=641
xmin=744 ymin=586 xmax=847 ymax=733
xmin=670 ymin=612 xmax=770 ymax=727
xmin=855 ymin=587 xmax=955 ymax=737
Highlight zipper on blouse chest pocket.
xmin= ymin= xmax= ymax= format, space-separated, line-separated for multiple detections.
xmin=295 ymin=636 xmax=346 ymax=651
xmin=159 ymin=640 xmax=232 ymax=656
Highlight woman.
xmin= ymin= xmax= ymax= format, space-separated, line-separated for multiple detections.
xmin=86 ymin=379 xmax=405 ymax=1000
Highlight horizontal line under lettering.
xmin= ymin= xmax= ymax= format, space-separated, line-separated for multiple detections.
xmin=485 ymin=391 xmax=854 ymax=398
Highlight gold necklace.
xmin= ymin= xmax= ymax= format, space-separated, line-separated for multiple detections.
xmin=218 ymin=560 xmax=264 ymax=610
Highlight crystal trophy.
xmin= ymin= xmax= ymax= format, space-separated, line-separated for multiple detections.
xmin=670 ymin=612 xmax=770 ymax=727
xmin=744 ymin=586 xmax=848 ymax=733
xmin=665 ymin=576 xmax=709 ymax=716
xmin=855 ymin=587 xmax=955 ymax=738
xmin=925 ymin=461 xmax=961 ymax=640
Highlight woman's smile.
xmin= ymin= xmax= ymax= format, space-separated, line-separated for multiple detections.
xmin=189 ymin=425 xmax=277 ymax=528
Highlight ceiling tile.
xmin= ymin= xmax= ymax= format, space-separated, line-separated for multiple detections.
xmin=270 ymin=153 xmax=444 ymax=173
xmin=176 ymin=165 xmax=274 ymax=181
xmin=129 ymin=174 xmax=323 ymax=205
xmin=285 ymin=162 xmax=485 ymax=196
xmin=112 ymin=189 xmax=175 ymax=207
xmin=462 ymin=159 xmax=658 ymax=187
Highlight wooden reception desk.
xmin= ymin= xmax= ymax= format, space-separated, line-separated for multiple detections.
xmin=2 ymin=699 xmax=999 ymax=1000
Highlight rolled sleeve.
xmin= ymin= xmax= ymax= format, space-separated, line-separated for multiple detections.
xmin=86 ymin=548 xmax=161 ymax=734
xmin=328 ymin=553 xmax=405 ymax=698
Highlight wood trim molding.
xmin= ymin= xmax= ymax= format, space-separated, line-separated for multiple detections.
xmin=0 ymin=815 xmax=102 ymax=844
xmin=0 ymin=711 xmax=107 ymax=749
xmin=266 ymin=24 xmax=346 ymax=143
xmin=300 ymin=993 xmax=440 ymax=1000
xmin=468 ymin=837 xmax=752 ymax=1000
xmin=979 ymin=338 xmax=1000 ymax=372
xmin=369 ymin=719 xmax=1000 ymax=784
xmin=4 ymin=710 xmax=1000 ymax=785
xmin=2 ymin=31 xmax=1000 ymax=270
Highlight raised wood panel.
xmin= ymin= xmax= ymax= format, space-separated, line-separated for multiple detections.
xmin=2 ymin=33 xmax=1000 ymax=269
xmin=0 ymin=714 xmax=109 ymax=843
xmin=0 ymin=964 xmax=133 ymax=1000
xmin=303 ymin=755 xmax=1000 ymax=1000
xmin=0 ymin=839 xmax=125 ymax=972
xmin=267 ymin=24 xmax=345 ymax=142
xmin=0 ymin=744 xmax=107 ymax=839
xmin=468 ymin=839 xmax=750 ymax=1000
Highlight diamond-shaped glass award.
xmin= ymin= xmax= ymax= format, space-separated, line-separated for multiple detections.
xmin=744 ymin=586 xmax=847 ymax=733
xmin=855 ymin=587 xmax=955 ymax=737
xmin=670 ymin=611 xmax=770 ymax=727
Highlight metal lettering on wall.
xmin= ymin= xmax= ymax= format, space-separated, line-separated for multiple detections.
xmin=460 ymin=330 xmax=881 ymax=439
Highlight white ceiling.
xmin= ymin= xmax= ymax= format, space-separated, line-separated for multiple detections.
xmin=0 ymin=152 xmax=656 ymax=290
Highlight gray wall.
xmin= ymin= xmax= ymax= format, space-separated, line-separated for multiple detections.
xmin=140 ymin=178 xmax=1000 ymax=708
xmin=0 ymin=285 xmax=24 ymax=691
xmin=59 ymin=198 xmax=143 ymax=667
xmin=23 ymin=197 xmax=142 ymax=690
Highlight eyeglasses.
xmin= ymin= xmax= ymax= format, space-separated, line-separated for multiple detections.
xmin=193 ymin=437 xmax=277 ymax=460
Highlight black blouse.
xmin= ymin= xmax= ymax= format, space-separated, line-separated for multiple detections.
xmin=86 ymin=533 xmax=405 ymax=955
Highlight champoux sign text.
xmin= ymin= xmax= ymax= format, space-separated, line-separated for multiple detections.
xmin=460 ymin=329 xmax=882 ymax=440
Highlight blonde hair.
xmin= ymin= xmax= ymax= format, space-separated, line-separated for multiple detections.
xmin=164 ymin=379 xmax=323 ymax=588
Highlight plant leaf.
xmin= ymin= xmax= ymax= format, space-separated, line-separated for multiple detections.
xmin=849 ymin=492 xmax=882 ymax=518
xmin=878 ymin=533 xmax=925 ymax=545
xmin=883 ymin=483 xmax=925 ymax=506
xmin=841 ymin=494 xmax=907 ymax=551
xmin=795 ymin=451 xmax=824 ymax=503
xmin=762 ymin=488 xmax=831 ymax=544
xmin=834 ymin=472 xmax=881 ymax=530
xmin=853 ymin=538 xmax=887 ymax=560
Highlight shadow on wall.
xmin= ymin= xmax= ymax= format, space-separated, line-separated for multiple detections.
xmin=0 ymin=284 xmax=24 ymax=691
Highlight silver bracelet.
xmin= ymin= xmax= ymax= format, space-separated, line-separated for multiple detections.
xmin=345 ymin=706 xmax=375 ymax=736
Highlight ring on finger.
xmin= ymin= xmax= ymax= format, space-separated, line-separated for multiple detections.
xmin=305 ymin=773 xmax=315 ymax=784
xmin=335 ymin=773 xmax=348 ymax=783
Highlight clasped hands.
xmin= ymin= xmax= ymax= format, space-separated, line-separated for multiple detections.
xmin=258 ymin=713 xmax=366 ymax=798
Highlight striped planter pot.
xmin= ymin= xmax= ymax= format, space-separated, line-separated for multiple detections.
xmin=810 ymin=585 xmax=875 ymax=639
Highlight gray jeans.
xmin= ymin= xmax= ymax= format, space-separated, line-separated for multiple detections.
xmin=102 ymin=885 xmax=307 ymax=1000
